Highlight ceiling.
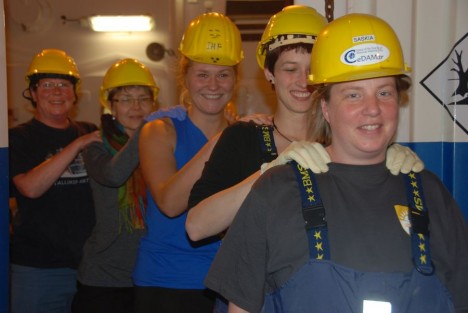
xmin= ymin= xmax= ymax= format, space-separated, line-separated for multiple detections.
xmin=225 ymin=0 xmax=294 ymax=41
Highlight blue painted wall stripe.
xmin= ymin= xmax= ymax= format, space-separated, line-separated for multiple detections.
xmin=400 ymin=142 xmax=468 ymax=221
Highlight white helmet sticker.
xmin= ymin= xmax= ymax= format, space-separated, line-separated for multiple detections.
xmin=340 ymin=43 xmax=390 ymax=66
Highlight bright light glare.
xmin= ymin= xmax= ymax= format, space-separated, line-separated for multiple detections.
xmin=89 ymin=15 xmax=154 ymax=32
xmin=363 ymin=300 xmax=392 ymax=313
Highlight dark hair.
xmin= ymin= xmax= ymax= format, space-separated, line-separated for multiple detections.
xmin=264 ymin=43 xmax=313 ymax=75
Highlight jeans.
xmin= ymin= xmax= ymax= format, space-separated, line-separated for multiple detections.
xmin=10 ymin=264 xmax=77 ymax=313
xmin=213 ymin=297 xmax=228 ymax=313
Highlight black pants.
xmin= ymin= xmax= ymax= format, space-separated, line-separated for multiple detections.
xmin=72 ymin=281 xmax=135 ymax=313
xmin=134 ymin=286 xmax=215 ymax=313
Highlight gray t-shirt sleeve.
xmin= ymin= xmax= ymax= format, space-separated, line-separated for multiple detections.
xmin=205 ymin=165 xmax=309 ymax=312
xmin=204 ymin=183 xmax=268 ymax=312
xmin=83 ymin=126 xmax=142 ymax=187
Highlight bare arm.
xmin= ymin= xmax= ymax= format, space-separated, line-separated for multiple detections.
xmin=186 ymin=170 xmax=260 ymax=241
xmin=13 ymin=131 xmax=101 ymax=198
xmin=228 ymin=302 xmax=249 ymax=313
xmin=139 ymin=118 xmax=220 ymax=217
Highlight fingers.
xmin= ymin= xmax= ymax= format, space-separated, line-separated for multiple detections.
xmin=310 ymin=142 xmax=331 ymax=164
xmin=408 ymin=150 xmax=424 ymax=173
xmin=412 ymin=158 xmax=425 ymax=173
xmin=387 ymin=147 xmax=406 ymax=175
xmin=284 ymin=141 xmax=329 ymax=174
xmin=287 ymin=150 xmax=321 ymax=173
xmin=88 ymin=131 xmax=103 ymax=144
xmin=386 ymin=144 xmax=424 ymax=175
xmin=400 ymin=154 xmax=414 ymax=174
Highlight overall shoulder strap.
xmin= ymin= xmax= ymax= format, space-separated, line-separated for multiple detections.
xmin=256 ymin=124 xmax=278 ymax=163
xmin=289 ymin=161 xmax=330 ymax=260
xmin=405 ymin=172 xmax=434 ymax=275
xmin=288 ymin=166 xmax=433 ymax=270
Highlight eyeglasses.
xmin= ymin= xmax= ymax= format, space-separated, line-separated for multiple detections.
xmin=36 ymin=81 xmax=73 ymax=90
xmin=112 ymin=97 xmax=154 ymax=107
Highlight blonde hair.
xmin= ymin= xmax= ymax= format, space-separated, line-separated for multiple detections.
xmin=311 ymin=75 xmax=412 ymax=146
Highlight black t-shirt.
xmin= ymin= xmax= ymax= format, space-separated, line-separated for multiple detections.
xmin=9 ymin=118 xmax=97 ymax=269
xmin=189 ymin=121 xmax=276 ymax=208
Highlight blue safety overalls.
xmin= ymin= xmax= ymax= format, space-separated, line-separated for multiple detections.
xmin=261 ymin=162 xmax=455 ymax=313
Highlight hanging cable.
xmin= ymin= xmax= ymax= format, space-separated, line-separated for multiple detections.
xmin=325 ymin=0 xmax=334 ymax=22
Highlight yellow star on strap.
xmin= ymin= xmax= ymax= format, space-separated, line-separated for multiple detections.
xmin=306 ymin=187 xmax=313 ymax=194
xmin=314 ymin=230 xmax=322 ymax=240
xmin=315 ymin=242 xmax=323 ymax=251
xmin=420 ymin=254 xmax=427 ymax=264
xmin=413 ymin=190 xmax=420 ymax=197
xmin=411 ymin=181 xmax=418 ymax=188
xmin=316 ymin=253 xmax=324 ymax=260
xmin=418 ymin=233 xmax=425 ymax=240
xmin=418 ymin=242 xmax=426 ymax=252
xmin=409 ymin=173 xmax=416 ymax=179
xmin=308 ymin=195 xmax=315 ymax=202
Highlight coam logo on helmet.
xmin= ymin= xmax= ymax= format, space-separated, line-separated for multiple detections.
xmin=341 ymin=43 xmax=390 ymax=66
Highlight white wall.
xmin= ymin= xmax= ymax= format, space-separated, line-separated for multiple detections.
xmin=5 ymin=0 xmax=181 ymax=127
xmin=5 ymin=0 xmax=284 ymax=128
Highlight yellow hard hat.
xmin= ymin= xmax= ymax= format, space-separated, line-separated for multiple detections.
xmin=99 ymin=58 xmax=159 ymax=110
xmin=179 ymin=12 xmax=244 ymax=66
xmin=26 ymin=49 xmax=80 ymax=83
xmin=309 ymin=13 xmax=411 ymax=85
xmin=256 ymin=5 xmax=327 ymax=69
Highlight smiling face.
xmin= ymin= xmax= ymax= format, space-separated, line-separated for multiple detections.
xmin=266 ymin=47 xmax=313 ymax=114
xmin=185 ymin=61 xmax=236 ymax=115
xmin=111 ymin=86 xmax=154 ymax=136
xmin=322 ymin=76 xmax=400 ymax=165
xmin=32 ymin=78 xmax=77 ymax=125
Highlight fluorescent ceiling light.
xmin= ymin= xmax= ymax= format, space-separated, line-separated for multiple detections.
xmin=89 ymin=15 xmax=154 ymax=32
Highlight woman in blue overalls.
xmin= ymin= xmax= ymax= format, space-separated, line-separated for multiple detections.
xmin=204 ymin=13 xmax=468 ymax=313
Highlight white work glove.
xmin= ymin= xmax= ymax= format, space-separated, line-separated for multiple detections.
xmin=261 ymin=141 xmax=331 ymax=174
xmin=386 ymin=143 xmax=424 ymax=175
